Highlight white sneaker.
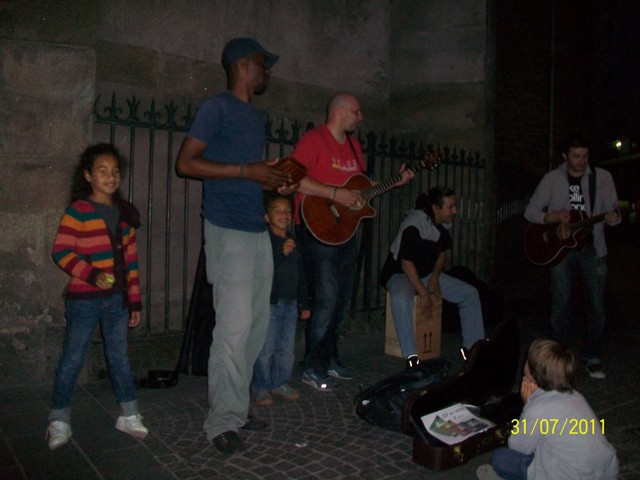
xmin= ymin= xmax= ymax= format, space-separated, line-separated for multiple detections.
xmin=476 ymin=464 xmax=502 ymax=480
xmin=115 ymin=414 xmax=148 ymax=439
xmin=585 ymin=363 xmax=607 ymax=379
xmin=47 ymin=421 xmax=72 ymax=450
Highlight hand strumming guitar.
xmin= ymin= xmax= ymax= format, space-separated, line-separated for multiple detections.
xmin=334 ymin=187 xmax=364 ymax=209
xmin=544 ymin=209 xmax=572 ymax=240
xmin=543 ymin=209 xmax=571 ymax=224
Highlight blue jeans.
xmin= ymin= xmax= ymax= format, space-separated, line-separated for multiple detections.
xmin=50 ymin=294 xmax=138 ymax=422
xmin=491 ymin=447 xmax=533 ymax=480
xmin=202 ymin=221 xmax=273 ymax=439
xmin=297 ymin=226 xmax=359 ymax=374
xmin=252 ymin=299 xmax=298 ymax=394
xmin=387 ymin=272 xmax=485 ymax=357
xmin=550 ymin=245 xmax=607 ymax=362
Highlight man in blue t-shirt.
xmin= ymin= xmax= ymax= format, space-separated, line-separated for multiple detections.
xmin=176 ymin=37 xmax=294 ymax=454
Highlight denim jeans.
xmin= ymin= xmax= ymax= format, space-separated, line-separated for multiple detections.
xmin=387 ymin=271 xmax=485 ymax=357
xmin=297 ymin=226 xmax=359 ymax=374
xmin=491 ymin=447 xmax=533 ymax=480
xmin=252 ymin=299 xmax=298 ymax=394
xmin=202 ymin=221 xmax=273 ymax=439
xmin=550 ymin=245 xmax=607 ymax=362
xmin=49 ymin=294 xmax=138 ymax=423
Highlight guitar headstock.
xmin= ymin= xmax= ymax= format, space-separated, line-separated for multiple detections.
xmin=410 ymin=152 xmax=443 ymax=173
xmin=618 ymin=199 xmax=640 ymax=224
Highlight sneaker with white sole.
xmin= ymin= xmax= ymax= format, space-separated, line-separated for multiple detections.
xmin=47 ymin=420 xmax=72 ymax=450
xmin=406 ymin=354 xmax=421 ymax=369
xmin=327 ymin=359 xmax=354 ymax=380
xmin=115 ymin=414 xmax=149 ymax=438
xmin=253 ymin=390 xmax=273 ymax=406
xmin=301 ymin=369 xmax=337 ymax=392
xmin=271 ymin=384 xmax=300 ymax=401
xmin=476 ymin=464 xmax=502 ymax=480
xmin=585 ymin=362 xmax=606 ymax=379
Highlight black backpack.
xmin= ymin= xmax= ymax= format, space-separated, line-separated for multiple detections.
xmin=354 ymin=358 xmax=451 ymax=431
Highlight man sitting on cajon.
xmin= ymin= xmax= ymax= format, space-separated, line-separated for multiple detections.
xmin=380 ymin=187 xmax=485 ymax=368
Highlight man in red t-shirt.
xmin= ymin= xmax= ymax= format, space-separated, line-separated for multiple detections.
xmin=293 ymin=92 xmax=412 ymax=392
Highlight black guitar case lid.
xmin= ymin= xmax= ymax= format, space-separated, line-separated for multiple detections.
xmin=401 ymin=320 xmax=522 ymax=470
xmin=402 ymin=320 xmax=520 ymax=437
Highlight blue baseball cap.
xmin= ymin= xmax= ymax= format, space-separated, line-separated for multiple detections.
xmin=221 ymin=37 xmax=279 ymax=70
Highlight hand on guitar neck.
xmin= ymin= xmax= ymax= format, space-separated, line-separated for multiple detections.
xmin=525 ymin=201 xmax=636 ymax=267
xmin=394 ymin=163 xmax=416 ymax=187
xmin=545 ymin=207 xmax=621 ymax=241
xmin=332 ymin=163 xmax=412 ymax=209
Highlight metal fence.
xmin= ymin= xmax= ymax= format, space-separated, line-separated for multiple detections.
xmin=94 ymin=94 xmax=487 ymax=336
xmin=495 ymin=198 xmax=529 ymax=280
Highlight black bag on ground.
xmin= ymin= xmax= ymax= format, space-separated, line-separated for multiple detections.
xmin=175 ymin=246 xmax=215 ymax=376
xmin=354 ymin=358 xmax=451 ymax=431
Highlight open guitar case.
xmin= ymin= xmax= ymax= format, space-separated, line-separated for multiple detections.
xmin=400 ymin=320 xmax=523 ymax=470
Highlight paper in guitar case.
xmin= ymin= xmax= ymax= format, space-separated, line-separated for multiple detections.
xmin=402 ymin=320 xmax=523 ymax=470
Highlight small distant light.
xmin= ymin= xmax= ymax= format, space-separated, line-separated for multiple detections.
xmin=614 ymin=140 xmax=623 ymax=150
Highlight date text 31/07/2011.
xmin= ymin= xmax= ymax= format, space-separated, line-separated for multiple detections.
xmin=510 ymin=418 xmax=605 ymax=436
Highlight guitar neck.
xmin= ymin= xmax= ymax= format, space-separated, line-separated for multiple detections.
xmin=361 ymin=172 xmax=405 ymax=202
xmin=571 ymin=201 xmax=638 ymax=231
xmin=571 ymin=211 xmax=608 ymax=231
xmin=359 ymin=155 xmax=440 ymax=202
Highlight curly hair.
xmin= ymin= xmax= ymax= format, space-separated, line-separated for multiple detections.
xmin=70 ymin=143 xmax=126 ymax=203
xmin=414 ymin=186 xmax=455 ymax=220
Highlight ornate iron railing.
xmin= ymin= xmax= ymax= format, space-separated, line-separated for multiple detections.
xmin=94 ymin=93 xmax=487 ymax=334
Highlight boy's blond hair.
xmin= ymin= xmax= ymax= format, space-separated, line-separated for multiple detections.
xmin=527 ymin=339 xmax=576 ymax=392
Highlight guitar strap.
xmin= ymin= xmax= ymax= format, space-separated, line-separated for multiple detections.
xmin=588 ymin=168 xmax=596 ymax=216
xmin=347 ymin=135 xmax=366 ymax=172
xmin=584 ymin=169 xmax=597 ymax=243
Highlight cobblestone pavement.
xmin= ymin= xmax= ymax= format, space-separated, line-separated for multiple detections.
xmin=2 ymin=231 xmax=639 ymax=479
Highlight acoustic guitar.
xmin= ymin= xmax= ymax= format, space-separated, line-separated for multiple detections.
xmin=524 ymin=200 xmax=639 ymax=267
xmin=301 ymin=153 xmax=441 ymax=245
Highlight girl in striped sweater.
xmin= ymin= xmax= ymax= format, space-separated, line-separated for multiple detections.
xmin=47 ymin=143 xmax=149 ymax=450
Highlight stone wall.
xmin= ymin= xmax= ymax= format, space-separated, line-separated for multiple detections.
xmin=389 ymin=0 xmax=490 ymax=149
xmin=0 ymin=39 xmax=96 ymax=385
xmin=388 ymin=0 xmax=495 ymax=277
xmin=0 ymin=0 xmax=492 ymax=386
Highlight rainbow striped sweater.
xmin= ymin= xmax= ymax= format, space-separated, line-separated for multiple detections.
xmin=52 ymin=200 xmax=142 ymax=312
